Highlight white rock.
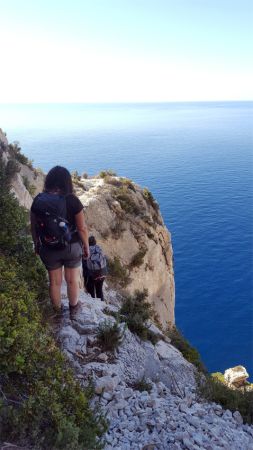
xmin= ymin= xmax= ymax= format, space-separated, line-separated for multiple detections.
xmin=95 ymin=376 xmax=119 ymax=394
xmin=123 ymin=387 xmax=134 ymax=399
xmin=102 ymin=392 xmax=113 ymax=401
xmin=97 ymin=353 xmax=109 ymax=362
xmin=224 ymin=366 xmax=249 ymax=386
xmin=155 ymin=340 xmax=180 ymax=360
xmin=185 ymin=415 xmax=199 ymax=428
xmin=233 ymin=410 xmax=243 ymax=425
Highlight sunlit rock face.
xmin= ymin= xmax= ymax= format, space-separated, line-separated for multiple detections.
xmin=224 ymin=365 xmax=249 ymax=387
xmin=76 ymin=175 xmax=175 ymax=329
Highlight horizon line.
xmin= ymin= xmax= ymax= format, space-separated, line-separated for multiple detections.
xmin=0 ymin=99 xmax=253 ymax=105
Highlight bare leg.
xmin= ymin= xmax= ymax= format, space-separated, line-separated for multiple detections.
xmin=48 ymin=267 xmax=63 ymax=310
xmin=64 ymin=267 xmax=81 ymax=307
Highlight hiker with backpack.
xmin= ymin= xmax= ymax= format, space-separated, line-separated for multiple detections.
xmin=83 ymin=236 xmax=107 ymax=301
xmin=30 ymin=166 xmax=89 ymax=312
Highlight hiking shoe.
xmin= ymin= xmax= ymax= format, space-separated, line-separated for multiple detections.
xmin=69 ymin=301 xmax=82 ymax=319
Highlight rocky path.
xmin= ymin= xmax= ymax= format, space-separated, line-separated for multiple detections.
xmin=54 ymin=286 xmax=253 ymax=450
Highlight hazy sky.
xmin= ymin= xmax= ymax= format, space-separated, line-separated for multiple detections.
xmin=1 ymin=0 xmax=252 ymax=102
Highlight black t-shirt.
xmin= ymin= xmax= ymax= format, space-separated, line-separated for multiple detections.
xmin=65 ymin=194 xmax=84 ymax=243
xmin=31 ymin=192 xmax=84 ymax=243
xmin=65 ymin=194 xmax=84 ymax=228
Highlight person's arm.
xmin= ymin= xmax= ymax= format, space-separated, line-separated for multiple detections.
xmin=75 ymin=210 xmax=90 ymax=258
xmin=30 ymin=211 xmax=39 ymax=254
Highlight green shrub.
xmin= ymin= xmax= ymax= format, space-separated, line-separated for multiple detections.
xmin=99 ymin=169 xmax=117 ymax=178
xmin=22 ymin=176 xmax=36 ymax=197
xmin=198 ymin=376 xmax=253 ymax=424
xmin=8 ymin=143 xmax=33 ymax=168
xmin=167 ymin=326 xmax=206 ymax=373
xmin=211 ymin=372 xmax=226 ymax=383
xmin=96 ymin=320 xmax=124 ymax=351
xmin=119 ymin=290 xmax=153 ymax=340
xmin=132 ymin=377 xmax=152 ymax=393
xmin=110 ymin=219 xmax=125 ymax=239
xmin=120 ymin=177 xmax=136 ymax=192
xmin=143 ymin=188 xmax=159 ymax=211
xmin=146 ymin=328 xmax=160 ymax=345
xmin=103 ymin=175 xmax=122 ymax=187
xmin=129 ymin=247 xmax=147 ymax=268
xmin=107 ymin=256 xmax=130 ymax=287
xmin=5 ymin=159 xmax=20 ymax=183
xmin=115 ymin=188 xmax=141 ymax=215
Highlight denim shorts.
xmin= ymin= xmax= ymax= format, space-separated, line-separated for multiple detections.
xmin=39 ymin=241 xmax=83 ymax=271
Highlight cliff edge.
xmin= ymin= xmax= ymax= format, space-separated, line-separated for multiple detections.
xmin=75 ymin=175 xmax=175 ymax=329
xmin=0 ymin=129 xmax=175 ymax=329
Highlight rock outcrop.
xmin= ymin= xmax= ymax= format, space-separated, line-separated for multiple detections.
xmin=54 ymin=285 xmax=253 ymax=450
xmin=224 ymin=366 xmax=249 ymax=388
xmin=75 ymin=176 xmax=175 ymax=329
xmin=0 ymin=129 xmax=44 ymax=209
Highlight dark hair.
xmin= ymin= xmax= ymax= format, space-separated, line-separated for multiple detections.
xmin=89 ymin=236 xmax=96 ymax=246
xmin=44 ymin=166 xmax=73 ymax=195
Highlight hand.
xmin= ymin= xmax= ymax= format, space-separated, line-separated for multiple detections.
xmin=83 ymin=246 xmax=90 ymax=258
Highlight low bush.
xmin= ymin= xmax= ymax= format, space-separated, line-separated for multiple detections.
xmin=5 ymin=159 xmax=20 ymax=183
xmin=8 ymin=143 xmax=33 ymax=168
xmin=129 ymin=247 xmax=147 ymax=268
xmin=132 ymin=377 xmax=152 ymax=393
xmin=96 ymin=320 xmax=123 ymax=352
xmin=143 ymin=187 xmax=159 ymax=212
xmin=22 ymin=176 xmax=36 ymax=197
xmin=146 ymin=328 xmax=161 ymax=345
xmin=119 ymin=290 xmax=153 ymax=340
xmin=110 ymin=219 xmax=126 ymax=239
xmin=115 ymin=188 xmax=141 ymax=215
xmin=167 ymin=326 xmax=206 ymax=373
xmin=99 ymin=169 xmax=117 ymax=178
xmin=103 ymin=175 xmax=122 ymax=187
xmin=198 ymin=376 xmax=253 ymax=424
xmin=107 ymin=256 xmax=130 ymax=287
xmin=211 ymin=372 xmax=226 ymax=383
xmin=120 ymin=177 xmax=136 ymax=192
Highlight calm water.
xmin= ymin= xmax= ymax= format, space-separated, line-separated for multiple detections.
xmin=0 ymin=102 xmax=252 ymax=378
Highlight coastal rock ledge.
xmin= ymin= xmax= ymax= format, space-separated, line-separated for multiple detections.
xmin=75 ymin=174 xmax=175 ymax=329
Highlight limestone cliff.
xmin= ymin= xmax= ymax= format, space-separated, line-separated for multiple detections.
xmin=75 ymin=176 xmax=175 ymax=329
xmin=0 ymin=128 xmax=44 ymax=209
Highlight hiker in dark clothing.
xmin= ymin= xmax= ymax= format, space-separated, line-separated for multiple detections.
xmin=83 ymin=236 xmax=107 ymax=301
xmin=30 ymin=166 xmax=89 ymax=311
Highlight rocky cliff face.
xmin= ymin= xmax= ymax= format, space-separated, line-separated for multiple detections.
xmin=75 ymin=176 xmax=175 ymax=329
xmin=0 ymin=129 xmax=44 ymax=209
xmin=55 ymin=284 xmax=253 ymax=450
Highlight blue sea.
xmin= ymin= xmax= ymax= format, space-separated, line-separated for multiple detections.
xmin=0 ymin=102 xmax=252 ymax=378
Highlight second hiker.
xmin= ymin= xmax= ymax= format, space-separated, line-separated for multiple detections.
xmin=83 ymin=236 xmax=107 ymax=301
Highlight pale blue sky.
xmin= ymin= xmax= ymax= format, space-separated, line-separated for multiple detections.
xmin=0 ymin=0 xmax=252 ymax=102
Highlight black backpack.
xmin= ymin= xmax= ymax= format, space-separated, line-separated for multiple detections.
xmin=32 ymin=193 xmax=75 ymax=249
